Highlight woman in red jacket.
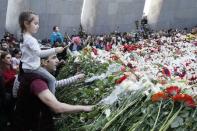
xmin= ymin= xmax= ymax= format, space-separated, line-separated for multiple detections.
xmin=0 ymin=52 xmax=17 ymax=91
xmin=0 ymin=51 xmax=17 ymax=129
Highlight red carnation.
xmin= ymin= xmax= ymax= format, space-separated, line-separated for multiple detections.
xmin=162 ymin=67 xmax=171 ymax=77
xmin=123 ymin=45 xmax=139 ymax=52
xmin=111 ymin=55 xmax=119 ymax=61
xmin=185 ymin=100 xmax=196 ymax=108
xmin=178 ymin=71 xmax=186 ymax=78
xmin=115 ymin=75 xmax=127 ymax=84
xmin=165 ymin=86 xmax=181 ymax=96
xmin=121 ymin=65 xmax=126 ymax=72
xmin=105 ymin=43 xmax=112 ymax=51
xmin=92 ymin=48 xmax=98 ymax=55
xmin=127 ymin=63 xmax=133 ymax=69
xmin=189 ymin=76 xmax=197 ymax=81
xmin=193 ymin=42 xmax=197 ymax=46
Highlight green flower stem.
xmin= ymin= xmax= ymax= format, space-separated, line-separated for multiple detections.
xmin=128 ymin=119 xmax=145 ymax=131
xmin=190 ymin=83 xmax=197 ymax=89
xmin=118 ymin=105 xmax=142 ymax=130
xmin=151 ymin=100 xmax=163 ymax=131
xmin=159 ymin=102 xmax=174 ymax=131
xmin=118 ymin=97 xmax=150 ymax=131
xmin=162 ymin=104 xmax=183 ymax=131
xmin=192 ymin=107 xmax=197 ymax=118
xmin=128 ymin=114 xmax=148 ymax=131
xmin=101 ymin=98 xmax=140 ymax=131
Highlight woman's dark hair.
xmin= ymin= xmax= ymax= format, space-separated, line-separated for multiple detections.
xmin=19 ymin=11 xmax=37 ymax=42
xmin=0 ymin=52 xmax=11 ymax=70
xmin=0 ymin=51 xmax=10 ymax=60
xmin=53 ymin=26 xmax=58 ymax=31
xmin=12 ymin=48 xmax=20 ymax=57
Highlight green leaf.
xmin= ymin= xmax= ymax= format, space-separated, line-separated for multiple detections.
xmin=171 ymin=116 xmax=184 ymax=128
xmin=180 ymin=111 xmax=189 ymax=118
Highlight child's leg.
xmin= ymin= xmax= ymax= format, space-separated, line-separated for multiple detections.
xmin=25 ymin=67 xmax=56 ymax=94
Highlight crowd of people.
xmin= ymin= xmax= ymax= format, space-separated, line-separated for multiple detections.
xmin=0 ymin=10 xmax=197 ymax=131
xmin=0 ymin=11 xmax=93 ymax=131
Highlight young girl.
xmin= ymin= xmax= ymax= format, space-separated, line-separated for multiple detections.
xmin=18 ymin=11 xmax=64 ymax=94
xmin=11 ymin=48 xmax=21 ymax=70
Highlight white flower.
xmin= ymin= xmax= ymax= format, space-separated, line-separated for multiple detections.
xmin=74 ymin=57 xmax=80 ymax=63
xmin=94 ymin=88 xmax=99 ymax=92
xmin=105 ymin=109 xmax=111 ymax=118
xmin=91 ymin=52 xmax=97 ymax=58
xmin=127 ymin=82 xmax=141 ymax=91
xmin=151 ymin=84 xmax=163 ymax=93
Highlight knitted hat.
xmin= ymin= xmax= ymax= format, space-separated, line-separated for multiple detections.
xmin=72 ymin=36 xmax=81 ymax=45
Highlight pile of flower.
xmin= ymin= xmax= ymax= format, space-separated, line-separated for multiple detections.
xmin=78 ymin=85 xmax=196 ymax=131
xmin=55 ymin=33 xmax=197 ymax=130
xmin=55 ymin=51 xmax=115 ymax=130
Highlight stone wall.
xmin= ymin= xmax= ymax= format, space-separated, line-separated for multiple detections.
xmin=0 ymin=0 xmax=7 ymax=38
xmin=5 ymin=0 xmax=84 ymax=39
xmin=94 ymin=0 xmax=145 ymax=34
xmin=148 ymin=0 xmax=197 ymax=29
xmin=2 ymin=0 xmax=197 ymax=38
xmin=28 ymin=0 xmax=84 ymax=38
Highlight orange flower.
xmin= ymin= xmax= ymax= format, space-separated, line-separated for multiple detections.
xmin=172 ymin=94 xmax=186 ymax=101
xmin=151 ymin=92 xmax=168 ymax=102
xmin=173 ymin=94 xmax=196 ymax=108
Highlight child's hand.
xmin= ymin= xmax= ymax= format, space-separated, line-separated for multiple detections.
xmin=64 ymin=42 xmax=71 ymax=49
xmin=87 ymin=35 xmax=91 ymax=40
xmin=55 ymin=47 xmax=64 ymax=53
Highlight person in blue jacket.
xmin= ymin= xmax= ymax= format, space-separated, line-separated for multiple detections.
xmin=50 ymin=26 xmax=64 ymax=47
